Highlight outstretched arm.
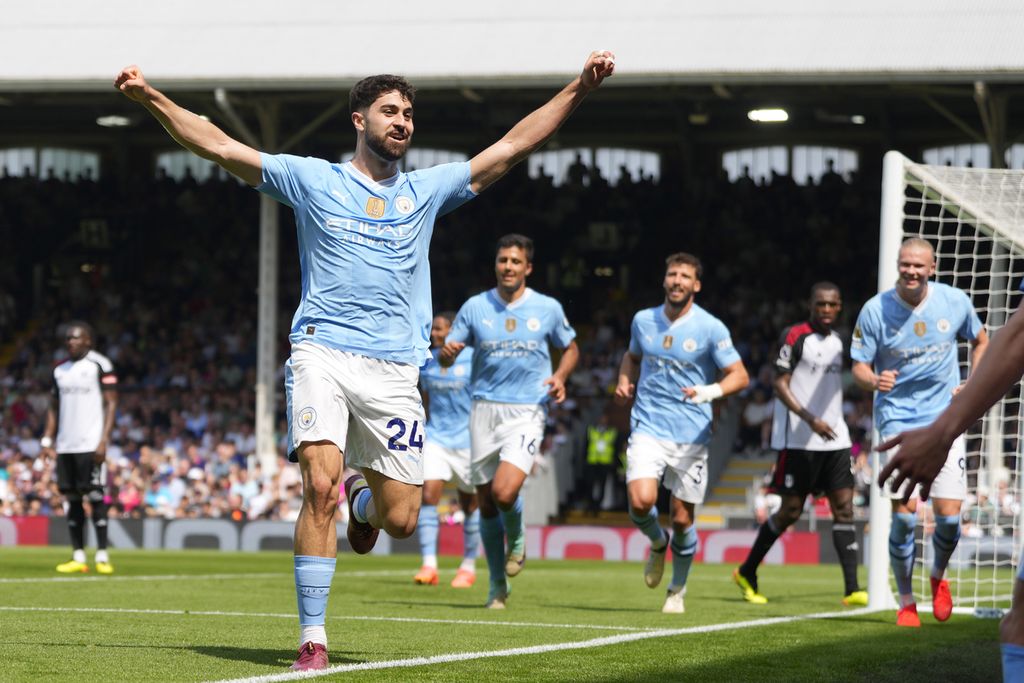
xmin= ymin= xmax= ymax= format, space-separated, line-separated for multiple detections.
xmin=114 ymin=65 xmax=262 ymax=186
xmin=879 ymin=306 xmax=1024 ymax=500
xmin=469 ymin=51 xmax=615 ymax=194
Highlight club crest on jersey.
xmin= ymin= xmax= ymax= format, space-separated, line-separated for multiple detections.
xmin=365 ymin=197 xmax=386 ymax=218
xmin=937 ymin=318 xmax=950 ymax=333
xmin=395 ymin=196 xmax=415 ymax=214
xmin=506 ymin=318 xmax=517 ymax=332
xmin=662 ymin=335 xmax=673 ymax=349
xmin=527 ymin=317 xmax=541 ymax=332
xmin=298 ymin=407 xmax=317 ymax=430
xmin=453 ymin=365 xmax=467 ymax=376
xmin=914 ymin=321 xmax=927 ymax=337
xmin=683 ymin=338 xmax=698 ymax=352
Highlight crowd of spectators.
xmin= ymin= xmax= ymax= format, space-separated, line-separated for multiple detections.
xmin=3 ymin=154 xmax=1013 ymax=532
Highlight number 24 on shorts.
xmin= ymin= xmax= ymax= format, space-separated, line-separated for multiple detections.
xmin=386 ymin=418 xmax=424 ymax=452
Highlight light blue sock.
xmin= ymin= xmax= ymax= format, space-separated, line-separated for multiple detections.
xmin=931 ymin=514 xmax=961 ymax=578
xmin=480 ymin=514 xmax=507 ymax=591
xmin=1002 ymin=643 xmax=1024 ymax=683
xmin=668 ymin=526 xmax=699 ymax=591
xmin=463 ymin=508 xmax=481 ymax=561
xmin=889 ymin=512 xmax=917 ymax=598
xmin=354 ymin=487 xmax=372 ymax=524
xmin=629 ymin=506 xmax=667 ymax=547
xmin=294 ymin=555 xmax=336 ymax=626
xmin=500 ymin=495 xmax=525 ymax=556
xmin=417 ymin=504 xmax=438 ymax=561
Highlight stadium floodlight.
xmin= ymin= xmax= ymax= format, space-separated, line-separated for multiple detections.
xmin=747 ymin=108 xmax=788 ymax=123
xmin=96 ymin=115 xmax=131 ymax=128
xmin=850 ymin=115 xmax=866 ymax=125
xmin=871 ymin=151 xmax=1024 ymax=617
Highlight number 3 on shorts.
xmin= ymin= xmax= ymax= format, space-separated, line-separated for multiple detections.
xmin=387 ymin=418 xmax=424 ymax=452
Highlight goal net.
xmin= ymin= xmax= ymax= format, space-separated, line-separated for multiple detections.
xmin=869 ymin=151 xmax=1024 ymax=615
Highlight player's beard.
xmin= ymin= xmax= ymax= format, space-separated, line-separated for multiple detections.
xmin=665 ymin=289 xmax=693 ymax=313
xmin=367 ymin=129 xmax=409 ymax=163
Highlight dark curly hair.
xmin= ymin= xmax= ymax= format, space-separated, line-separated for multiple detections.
xmin=349 ymin=75 xmax=416 ymax=113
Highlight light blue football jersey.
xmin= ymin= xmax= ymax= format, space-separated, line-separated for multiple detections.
xmin=628 ymin=304 xmax=742 ymax=444
xmin=851 ymin=282 xmax=983 ymax=434
xmin=420 ymin=347 xmax=473 ymax=450
xmin=448 ymin=288 xmax=576 ymax=405
xmin=258 ymin=154 xmax=476 ymax=366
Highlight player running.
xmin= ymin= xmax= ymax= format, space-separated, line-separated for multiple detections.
xmin=414 ymin=312 xmax=480 ymax=588
xmin=441 ymin=234 xmax=579 ymax=609
xmin=615 ymin=253 xmax=749 ymax=613
xmin=115 ymin=51 xmax=614 ymax=670
xmin=733 ymin=282 xmax=865 ymax=607
xmin=851 ymin=237 xmax=988 ymax=627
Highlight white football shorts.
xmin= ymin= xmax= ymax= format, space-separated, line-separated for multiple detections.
xmin=879 ymin=433 xmax=966 ymax=501
xmin=285 ymin=341 xmax=425 ymax=485
xmin=422 ymin=440 xmax=474 ymax=493
xmin=625 ymin=432 xmax=710 ymax=504
xmin=469 ymin=400 xmax=546 ymax=483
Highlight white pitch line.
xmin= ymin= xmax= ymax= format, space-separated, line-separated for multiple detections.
xmin=209 ymin=607 xmax=880 ymax=683
xmin=0 ymin=570 xmax=407 ymax=584
xmin=0 ymin=606 xmax=653 ymax=632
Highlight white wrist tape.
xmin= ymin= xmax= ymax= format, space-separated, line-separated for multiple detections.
xmin=689 ymin=383 xmax=724 ymax=404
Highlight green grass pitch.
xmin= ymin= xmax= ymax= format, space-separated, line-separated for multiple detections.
xmin=0 ymin=547 xmax=1001 ymax=682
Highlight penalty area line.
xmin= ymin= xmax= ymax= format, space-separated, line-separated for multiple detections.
xmin=209 ymin=606 xmax=881 ymax=683
xmin=0 ymin=570 xmax=407 ymax=584
xmin=0 ymin=605 xmax=653 ymax=632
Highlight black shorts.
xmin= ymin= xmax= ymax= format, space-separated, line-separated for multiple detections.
xmin=56 ymin=452 xmax=105 ymax=495
xmin=770 ymin=448 xmax=854 ymax=497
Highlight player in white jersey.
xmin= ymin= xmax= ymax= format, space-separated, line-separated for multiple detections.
xmin=878 ymin=279 xmax=1024 ymax=681
xmin=733 ymin=283 xmax=866 ymax=607
xmin=851 ymin=238 xmax=989 ymax=628
xmin=441 ymin=234 xmax=579 ymax=609
xmin=39 ymin=322 xmax=118 ymax=575
xmin=615 ymin=253 xmax=749 ymax=614
xmin=116 ymin=51 xmax=615 ymax=670
xmin=414 ymin=312 xmax=480 ymax=589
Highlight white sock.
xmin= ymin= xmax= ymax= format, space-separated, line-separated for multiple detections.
xmin=72 ymin=549 xmax=86 ymax=563
xmin=300 ymin=625 xmax=327 ymax=648
xmin=459 ymin=557 xmax=476 ymax=573
xmin=422 ymin=554 xmax=438 ymax=569
xmin=95 ymin=550 xmax=109 ymax=564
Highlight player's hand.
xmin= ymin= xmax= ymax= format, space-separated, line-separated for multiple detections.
xmin=876 ymin=369 xmax=898 ymax=392
xmin=581 ymin=50 xmax=616 ymax=90
xmin=438 ymin=341 xmax=465 ymax=367
xmin=114 ymin=65 xmax=152 ymax=103
xmin=809 ymin=417 xmax=838 ymax=440
xmin=94 ymin=440 xmax=108 ymax=463
xmin=544 ymin=375 xmax=567 ymax=404
xmin=39 ymin=446 xmax=56 ymax=460
xmin=877 ymin=427 xmax=952 ymax=503
xmin=683 ymin=383 xmax=724 ymax=404
xmin=614 ymin=379 xmax=635 ymax=405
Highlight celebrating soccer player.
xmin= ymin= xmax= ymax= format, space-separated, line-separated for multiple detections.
xmin=615 ymin=253 xmax=749 ymax=614
xmin=414 ymin=312 xmax=480 ymax=589
xmin=851 ymin=237 xmax=988 ymax=628
xmin=441 ymin=234 xmax=579 ymax=609
xmin=733 ymin=283 xmax=866 ymax=607
xmin=877 ymin=282 xmax=1024 ymax=679
xmin=115 ymin=50 xmax=614 ymax=670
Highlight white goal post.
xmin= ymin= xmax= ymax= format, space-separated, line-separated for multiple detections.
xmin=869 ymin=151 xmax=1024 ymax=614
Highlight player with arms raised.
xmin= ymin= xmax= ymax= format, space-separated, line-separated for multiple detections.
xmin=115 ymin=51 xmax=614 ymax=670
xmin=441 ymin=234 xmax=579 ymax=609
xmin=615 ymin=253 xmax=749 ymax=613
xmin=851 ymin=237 xmax=988 ymax=627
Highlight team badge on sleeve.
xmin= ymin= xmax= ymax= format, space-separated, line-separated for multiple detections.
xmin=716 ymin=339 xmax=733 ymax=350
xmin=365 ymin=197 xmax=386 ymax=218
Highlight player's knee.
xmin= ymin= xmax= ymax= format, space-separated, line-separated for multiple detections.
xmin=304 ymin=473 xmax=338 ymax=514
xmin=831 ymin=504 xmax=854 ymax=524
xmin=381 ymin=506 xmax=418 ymax=539
xmin=491 ymin=486 xmax=518 ymax=510
xmin=775 ymin=504 xmax=801 ymax=528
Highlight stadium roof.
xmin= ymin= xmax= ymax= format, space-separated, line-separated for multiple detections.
xmin=2 ymin=0 xmax=1024 ymax=92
